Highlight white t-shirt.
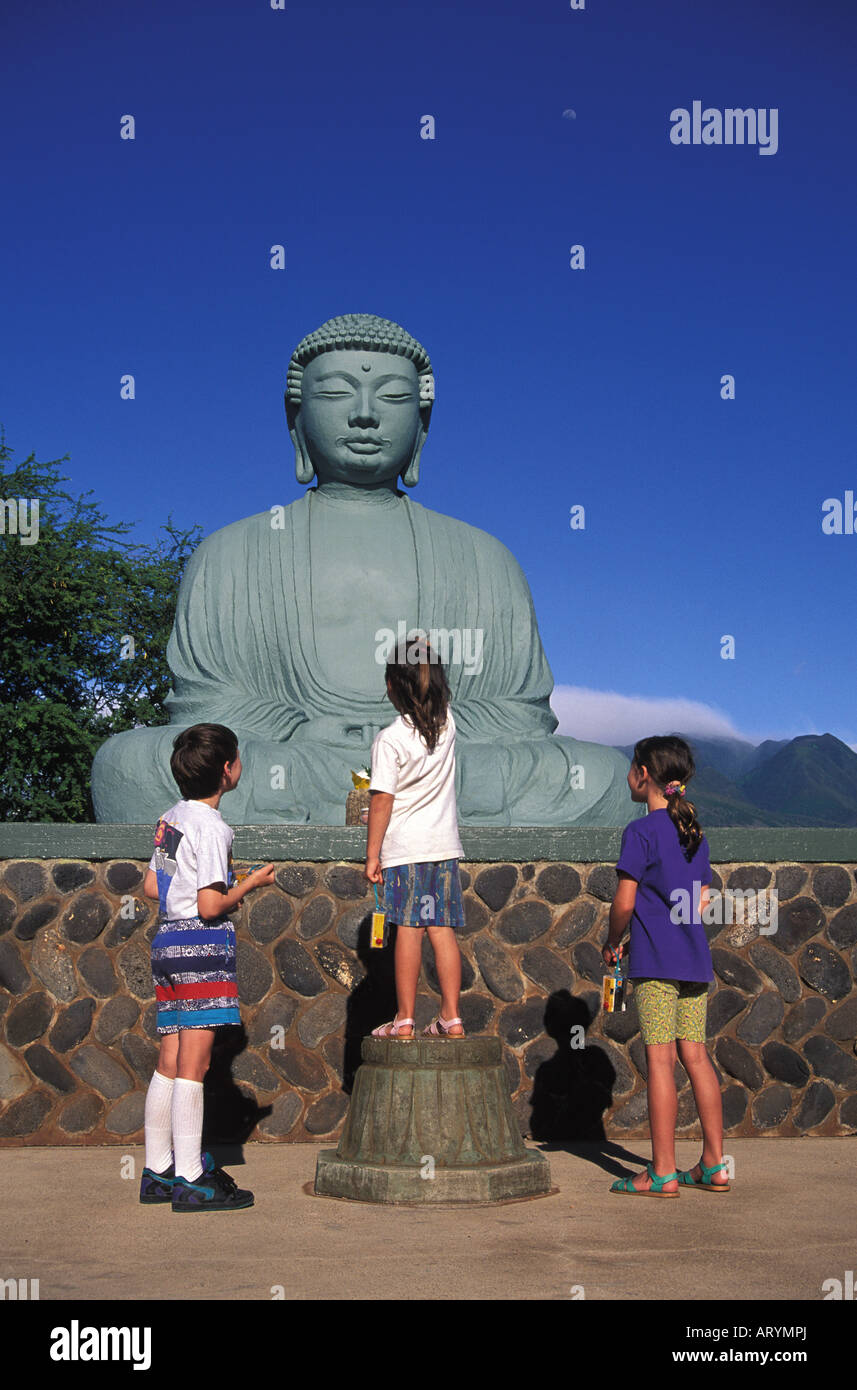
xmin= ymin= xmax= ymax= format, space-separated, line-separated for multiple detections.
xmin=369 ymin=710 xmax=464 ymax=869
xmin=148 ymin=800 xmax=234 ymax=921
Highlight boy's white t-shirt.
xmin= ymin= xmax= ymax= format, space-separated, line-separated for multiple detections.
xmin=148 ymin=799 xmax=234 ymax=921
xmin=369 ymin=710 xmax=464 ymax=869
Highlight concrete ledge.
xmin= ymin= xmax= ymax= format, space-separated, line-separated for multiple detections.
xmin=2 ymin=823 xmax=857 ymax=863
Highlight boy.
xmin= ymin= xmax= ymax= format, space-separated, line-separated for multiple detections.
xmin=140 ymin=723 xmax=274 ymax=1211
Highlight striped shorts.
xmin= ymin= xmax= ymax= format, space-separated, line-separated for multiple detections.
xmin=382 ymin=859 xmax=465 ymax=928
xmin=151 ymin=916 xmax=240 ymax=1034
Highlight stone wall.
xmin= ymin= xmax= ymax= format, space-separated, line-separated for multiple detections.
xmin=2 ymin=841 xmax=856 ymax=1146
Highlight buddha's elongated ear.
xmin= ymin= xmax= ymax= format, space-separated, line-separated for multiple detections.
xmin=285 ymin=393 xmax=316 ymax=485
xmin=400 ymin=412 xmax=430 ymax=489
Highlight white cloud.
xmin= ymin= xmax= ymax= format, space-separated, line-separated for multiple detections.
xmin=550 ymin=686 xmax=753 ymax=747
xmin=548 ymin=688 xmax=857 ymax=754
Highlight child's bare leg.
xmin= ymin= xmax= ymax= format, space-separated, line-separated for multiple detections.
xmin=393 ymin=926 xmax=423 ymax=1033
xmin=426 ymin=925 xmax=463 ymax=1034
xmin=176 ymin=1027 xmax=216 ymax=1082
xmin=636 ymin=1041 xmax=678 ymax=1192
xmin=677 ymin=1038 xmax=728 ymax=1184
xmin=157 ymin=1032 xmax=179 ymax=1079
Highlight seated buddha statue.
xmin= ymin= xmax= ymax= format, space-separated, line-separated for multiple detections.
xmin=91 ymin=313 xmax=633 ymax=825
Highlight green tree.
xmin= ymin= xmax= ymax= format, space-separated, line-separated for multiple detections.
xmin=0 ymin=435 xmax=201 ymax=821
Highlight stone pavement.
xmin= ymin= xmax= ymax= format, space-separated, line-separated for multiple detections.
xmin=1 ymin=1138 xmax=853 ymax=1301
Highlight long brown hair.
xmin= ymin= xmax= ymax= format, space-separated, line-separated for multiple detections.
xmin=385 ymin=638 xmax=450 ymax=753
xmin=633 ymin=734 xmax=704 ymax=862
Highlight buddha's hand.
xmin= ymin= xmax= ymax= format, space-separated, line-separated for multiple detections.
xmin=289 ymin=716 xmax=382 ymax=748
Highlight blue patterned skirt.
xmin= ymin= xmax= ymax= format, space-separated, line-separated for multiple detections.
xmin=382 ymin=859 xmax=465 ymax=928
xmin=151 ymin=916 xmax=240 ymax=1034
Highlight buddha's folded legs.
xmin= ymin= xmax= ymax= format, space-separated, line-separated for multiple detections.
xmin=91 ymin=724 xmax=370 ymax=825
xmin=456 ymin=738 xmax=635 ymax=827
xmin=92 ymin=725 xmax=194 ymax=825
xmin=92 ymin=723 xmax=635 ymax=827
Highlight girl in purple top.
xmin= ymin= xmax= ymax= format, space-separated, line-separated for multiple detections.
xmin=603 ymin=735 xmax=730 ymax=1197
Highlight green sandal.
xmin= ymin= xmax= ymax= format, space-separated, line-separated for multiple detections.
xmin=677 ymin=1159 xmax=730 ymax=1192
xmin=610 ymin=1162 xmax=679 ymax=1198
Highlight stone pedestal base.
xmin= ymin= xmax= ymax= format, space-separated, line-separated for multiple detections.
xmin=314 ymin=1036 xmax=551 ymax=1205
xmin=314 ymin=1149 xmax=551 ymax=1205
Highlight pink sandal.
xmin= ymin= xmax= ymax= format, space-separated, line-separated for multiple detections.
xmin=371 ymin=1017 xmax=415 ymax=1038
xmin=423 ymin=1015 xmax=465 ymax=1037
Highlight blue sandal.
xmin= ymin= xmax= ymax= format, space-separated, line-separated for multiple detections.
xmin=610 ymin=1162 xmax=679 ymax=1198
xmin=677 ymin=1159 xmax=730 ymax=1192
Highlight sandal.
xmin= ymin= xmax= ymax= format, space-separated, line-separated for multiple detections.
xmin=371 ymin=1017 xmax=415 ymax=1038
xmin=610 ymin=1162 xmax=679 ymax=1198
xmin=423 ymin=1015 xmax=465 ymax=1037
xmin=677 ymin=1159 xmax=731 ymax=1192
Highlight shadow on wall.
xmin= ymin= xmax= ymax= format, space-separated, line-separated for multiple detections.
xmin=204 ymin=941 xmax=621 ymax=1145
xmin=203 ymin=1025 xmax=273 ymax=1155
xmin=343 ymin=915 xmax=400 ymax=1089
xmin=529 ymin=991 xmax=616 ymax=1141
xmin=338 ymin=927 xmax=621 ymax=1142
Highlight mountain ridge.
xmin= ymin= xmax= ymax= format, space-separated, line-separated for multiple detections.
xmin=612 ymin=732 xmax=857 ymax=827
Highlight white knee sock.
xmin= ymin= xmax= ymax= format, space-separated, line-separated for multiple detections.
xmin=172 ymin=1078 xmax=204 ymax=1182
xmin=144 ymin=1070 xmax=174 ymax=1174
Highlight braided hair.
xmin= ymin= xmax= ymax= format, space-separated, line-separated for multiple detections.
xmin=633 ymin=734 xmax=704 ymax=862
xmin=384 ymin=638 xmax=450 ymax=753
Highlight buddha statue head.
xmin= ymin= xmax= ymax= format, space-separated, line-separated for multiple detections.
xmin=284 ymin=313 xmax=435 ymax=489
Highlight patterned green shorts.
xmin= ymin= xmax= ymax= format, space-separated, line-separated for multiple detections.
xmin=634 ymin=978 xmax=709 ymax=1045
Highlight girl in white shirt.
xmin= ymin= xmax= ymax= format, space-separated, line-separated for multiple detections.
xmin=365 ymin=639 xmax=466 ymax=1038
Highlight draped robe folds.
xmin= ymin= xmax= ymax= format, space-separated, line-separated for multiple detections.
xmin=91 ymin=491 xmax=634 ymax=825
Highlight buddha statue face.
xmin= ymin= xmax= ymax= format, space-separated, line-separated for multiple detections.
xmin=287 ymin=349 xmax=429 ymax=488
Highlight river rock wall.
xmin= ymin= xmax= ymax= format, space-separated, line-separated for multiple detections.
xmin=1 ymin=857 xmax=856 ymax=1145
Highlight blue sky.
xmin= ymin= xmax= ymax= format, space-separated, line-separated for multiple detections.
xmin=3 ymin=0 xmax=855 ymax=750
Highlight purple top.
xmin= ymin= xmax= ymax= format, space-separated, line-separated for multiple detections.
xmin=616 ymin=809 xmax=713 ymax=983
